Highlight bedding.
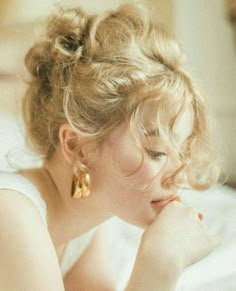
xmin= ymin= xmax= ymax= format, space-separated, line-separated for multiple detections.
xmin=98 ymin=185 xmax=236 ymax=291
xmin=0 ymin=112 xmax=236 ymax=290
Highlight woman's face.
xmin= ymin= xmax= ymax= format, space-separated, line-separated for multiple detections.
xmin=90 ymin=106 xmax=194 ymax=229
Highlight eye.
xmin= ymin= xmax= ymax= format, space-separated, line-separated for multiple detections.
xmin=144 ymin=148 xmax=167 ymax=160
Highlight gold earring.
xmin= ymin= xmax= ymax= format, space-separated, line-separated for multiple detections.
xmin=71 ymin=169 xmax=91 ymax=199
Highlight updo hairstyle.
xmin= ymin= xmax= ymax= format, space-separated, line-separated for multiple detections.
xmin=22 ymin=3 xmax=219 ymax=190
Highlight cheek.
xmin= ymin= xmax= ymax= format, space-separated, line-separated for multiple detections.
xmin=132 ymin=158 xmax=166 ymax=191
xmin=110 ymin=142 xmax=164 ymax=179
xmin=108 ymin=134 xmax=143 ymax=176
xmin=114 ymin=152 xmax=166 ymax=197
xmin=110 ymin=138 xmax=167 ymax=186
xmin=113 ymin=147 xmax=142 ymax=175
xmin=103 ymin=125 xmax=167 ymax=195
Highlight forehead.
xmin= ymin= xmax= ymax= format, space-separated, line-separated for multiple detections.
xmin=144 ymin=104 xmax=194 ymax=145
xmin=107 ymin=103 xmax=195 ymax=148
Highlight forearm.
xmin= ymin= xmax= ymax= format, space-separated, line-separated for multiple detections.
xmin=125 ymin=269 xmax=180 ymax=291
xmin=64 ymin=271 xmax=115 ymax=291
xmin=124 ymin=247 xmax=181 ymax=291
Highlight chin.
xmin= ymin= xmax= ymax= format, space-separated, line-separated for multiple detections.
xmin=117 ymin=205 xmax=159 ymax=229
xmin=121 ymin=215 xmax=155 ymax=230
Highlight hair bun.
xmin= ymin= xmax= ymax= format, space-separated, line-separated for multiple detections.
xmin=46 ymin=7 xmax=89 ymax=62
xmin=24 ymin=41 xmax=52 ymax=78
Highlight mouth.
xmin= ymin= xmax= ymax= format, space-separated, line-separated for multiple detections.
xmin=151 ymin=195 xmax=180 ymax=209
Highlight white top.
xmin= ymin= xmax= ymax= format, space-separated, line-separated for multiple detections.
xmin=0 ymin=172 xmax=48 ymax=225
xmin=0 ymin=171 xmax=96 ymax=278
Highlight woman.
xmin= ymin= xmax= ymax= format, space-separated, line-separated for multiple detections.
xmin=0 ymin=3 xmax=221 ymax=290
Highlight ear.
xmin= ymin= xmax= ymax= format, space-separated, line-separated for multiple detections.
xmin=59 ymin=123 xmax=84 ymax=165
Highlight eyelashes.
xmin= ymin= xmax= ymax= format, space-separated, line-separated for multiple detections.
xmin=144 ymin=148 xmax=167 ymax=160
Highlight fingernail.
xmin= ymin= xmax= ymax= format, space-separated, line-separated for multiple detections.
xmin=198 ymin=213 xmax=203 ymax=220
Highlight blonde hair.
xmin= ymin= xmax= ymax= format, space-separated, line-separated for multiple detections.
xmin=22 ymin=3 xmax=219 ymax=190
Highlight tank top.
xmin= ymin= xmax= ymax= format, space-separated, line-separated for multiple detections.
xmin=0 ymin=171 xmax=96 ymax=278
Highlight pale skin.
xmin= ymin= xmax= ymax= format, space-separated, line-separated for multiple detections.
xmin=0 ymin=105 xmax=221 ymax=290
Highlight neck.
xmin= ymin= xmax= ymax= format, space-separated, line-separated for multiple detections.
xmin=19 ymin=149 xmax=113 ymax=248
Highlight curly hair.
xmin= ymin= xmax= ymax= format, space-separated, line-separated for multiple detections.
xmin=22 ymin=3 xmax=219 ymax=190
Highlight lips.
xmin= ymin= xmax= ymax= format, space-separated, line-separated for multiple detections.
xmin=151 ymin=195 xmax=180 ymax=210
xmin=151 ymin=195 xmax=180 ymax=203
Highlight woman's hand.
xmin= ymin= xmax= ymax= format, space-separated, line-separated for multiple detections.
xmin=142 ymin=201 xmax=220 ymax=270
xmin=126 ymin=201 xmax=221 ymax=291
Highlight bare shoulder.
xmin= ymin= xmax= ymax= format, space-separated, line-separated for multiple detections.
xmin=0 ymin=189 xmax=65 ymax=291
xmin=0 ymin=188 xmax=45 ymax=225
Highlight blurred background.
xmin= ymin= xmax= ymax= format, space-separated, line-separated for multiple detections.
xmin=0 ymin=0 xmax=236 ymax=184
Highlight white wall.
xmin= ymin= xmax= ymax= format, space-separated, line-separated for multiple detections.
xmin=148 ymin=0 xmax=173 ymax=33
xmin=174 ymin=0 xmax=236 ymax=182
xmin=0 ymin=0 xmax=170 ymax=114
xmin=0 ymin=0 xmax=122 ymax=114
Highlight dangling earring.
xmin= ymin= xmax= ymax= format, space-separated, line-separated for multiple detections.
xmin=71 ymin=168 xmax=91 ymax=199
